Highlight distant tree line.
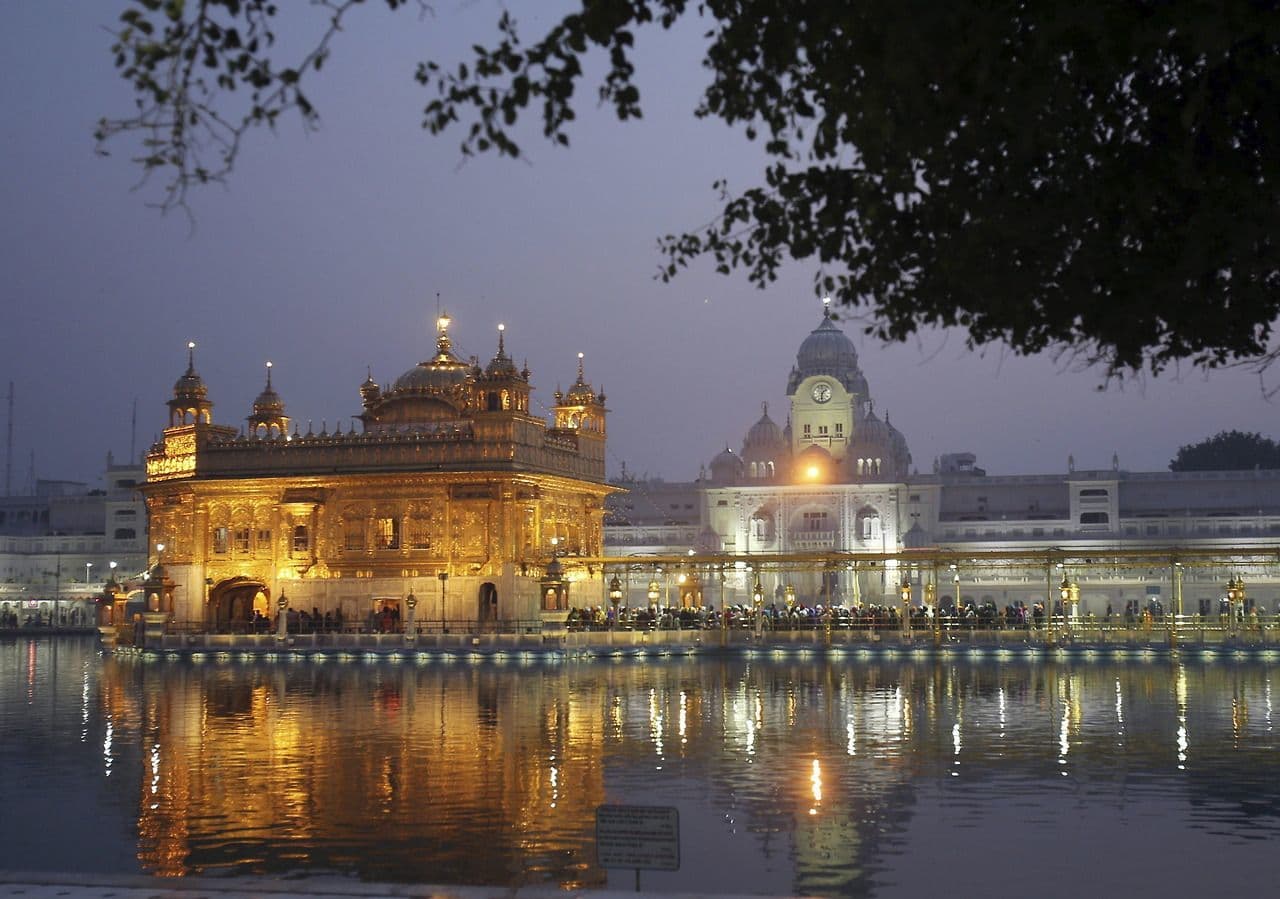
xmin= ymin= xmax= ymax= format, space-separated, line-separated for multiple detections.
xmin=1170 ymin=430 xmax=1280 ymax=472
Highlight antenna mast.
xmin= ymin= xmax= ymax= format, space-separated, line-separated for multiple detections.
xmin=4 ymin=381 xmax=12 ymax=497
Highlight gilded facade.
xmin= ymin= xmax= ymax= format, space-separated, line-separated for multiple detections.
xmin=144 ymin=315 xmax=613 ymax=630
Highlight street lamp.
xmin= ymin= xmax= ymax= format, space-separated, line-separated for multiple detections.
xmin=608 ymin=574 xmax=623 ymax=627
xmin=85 ymin=562 xmax=93 ymax=584
xmin=900 ymin=578 xmax=911 ymax=634
xmin=438 ymin=571 xmax=449 ymax=627
xmin=1227 ymin=575 xmax=1246 ymax=633
xmin=752 ymin=574 xmax=765 ymax=638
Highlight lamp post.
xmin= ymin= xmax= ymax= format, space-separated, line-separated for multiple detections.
xmin=752 ymin=574 xmax=765 ymax=639
xmin=405 ymin=588 xmax=417 ymax=638
xmin=1060 ymin=574 xmax=1072 ymax=638
xmin=85 ymin=562 xmax=93 ymax=584
xmin=608 ymin=574 xmax=623 ymax=628
xmin=927 ymin=580 xmax=940 ymax=645
xmin=1226 ymin=575 xmax=1246 ymax=635
xmin=437 ymin=571 xmax=449 ymax=629
xmin=900 ymin=578 xmax=912 ymax=636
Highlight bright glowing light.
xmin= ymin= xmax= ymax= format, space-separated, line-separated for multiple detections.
xmin=498 ymin=323 xmax=505 ymax=332
xmin=806 ymin=465 xmax=820 ymax=479
xmin=187 ymin=341 xmax=195 ymax=350
xmin=437 ymin=314 xmax=451 ymax=331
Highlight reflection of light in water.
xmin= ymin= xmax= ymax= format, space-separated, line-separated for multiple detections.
xmin=1058 ymin=691 xmax=1070 ymax=773
xmin=649 ymin=688 xmax=664 ymax=760
xmin=1115 ymin=678 xmax=1125 ymax=738
xmin=26 ymin=641 xmax=36 ymax=704
xmin=897 ymin=687 xmax=911 ymax=740
xmin=809 ymin=758 xmax=822 ymax=815
xmin=102 ymin=717 xmax=113 ymax=777
xmin=550 ymin=763 xmax=558 ymax=809
xmin=150 ymin=741 xmax=162 ymax=807
xmin=745 ymin=717 xmax=756 ymax=756
xmin=998 ymin=687 xmax=1006 ymax=733
xmin=679 ymin=690 xmax=687 ymax=745
xmin=846 ymin=714 xmax=856 ymax=757
xmin=1176 ymin=666 xmax=1188 ymax=769
xmin=610 ymin=695 xmax=623 ymax=737
xmin=951 ymin=722 xmax=961 ymax=776
xmin=1266 ymin=678 xmax=1273 ymax=734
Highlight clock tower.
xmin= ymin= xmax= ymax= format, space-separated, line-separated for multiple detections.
xmin=785 ymin=303 xmax=866 ymax=465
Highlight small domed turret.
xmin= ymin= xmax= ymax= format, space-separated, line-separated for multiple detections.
xmin=167 ymin=341 xmax=214 ymax=427
xmin=247 ymin=362 xmax=290 ymax=439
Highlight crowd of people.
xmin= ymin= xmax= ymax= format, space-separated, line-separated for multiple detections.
xmin=0 ymin=608 xmax=90 ymax=628
xmin=564 ymin=598 xmax=1279 ymax=632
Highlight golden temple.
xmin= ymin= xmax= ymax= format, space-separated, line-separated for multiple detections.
xmin=143 ymin=313 xmax=613 ymax=631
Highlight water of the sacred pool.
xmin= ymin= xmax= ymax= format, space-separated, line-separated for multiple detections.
xmin=1 ymin=637 xmax=1276 ymax=898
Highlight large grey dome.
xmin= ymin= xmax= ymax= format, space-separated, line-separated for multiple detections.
xmin=785 ymin=308 xmax=869 ymax=397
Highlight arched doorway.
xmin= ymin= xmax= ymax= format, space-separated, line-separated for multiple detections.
xmin=478 ymin=582 xmax=498 ymax=625
xmin=209 ymin=577 xmax=270 ymax=633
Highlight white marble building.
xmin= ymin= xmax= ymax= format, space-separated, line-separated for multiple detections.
xmin=605 ymin=306 xmax=1280 ymax=616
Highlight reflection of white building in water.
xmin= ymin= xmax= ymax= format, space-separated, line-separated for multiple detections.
xmin=606 ymin=306 xmax=1280 ymax=615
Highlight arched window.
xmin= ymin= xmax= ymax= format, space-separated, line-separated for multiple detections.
xmin=856 ymin=507 xmax=881 ymax=542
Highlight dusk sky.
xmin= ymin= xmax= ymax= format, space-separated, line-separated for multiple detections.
xmin=3 ymin=2 xmax=1277 ymax=491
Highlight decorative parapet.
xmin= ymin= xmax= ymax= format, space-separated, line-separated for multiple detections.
xmin=147 ymin=419 xmax=606 ymax=484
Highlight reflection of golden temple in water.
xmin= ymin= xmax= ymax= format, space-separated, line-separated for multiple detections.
xmin=95 ymin=656 xmax=1279 ymax=892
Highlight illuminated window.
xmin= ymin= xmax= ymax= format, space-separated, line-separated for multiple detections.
xmin=233 ymin=527 xmax=251 ymax=553
xmin=376 ymin=517 xmax=401 ymax=550
xmin=213 ymin=527 xmax=228 ymax=554
xmin=257 ymin=529 xmax=271 ymax=548
xmin=292 ymin=525 xmax=309 ymax=554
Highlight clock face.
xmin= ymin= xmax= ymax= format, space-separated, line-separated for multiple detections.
xmin=811 ymin=382 xmax=832 ymax=403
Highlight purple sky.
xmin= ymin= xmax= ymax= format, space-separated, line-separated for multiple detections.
xmin=2 ymin=2 xmax=1277 ymax=490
